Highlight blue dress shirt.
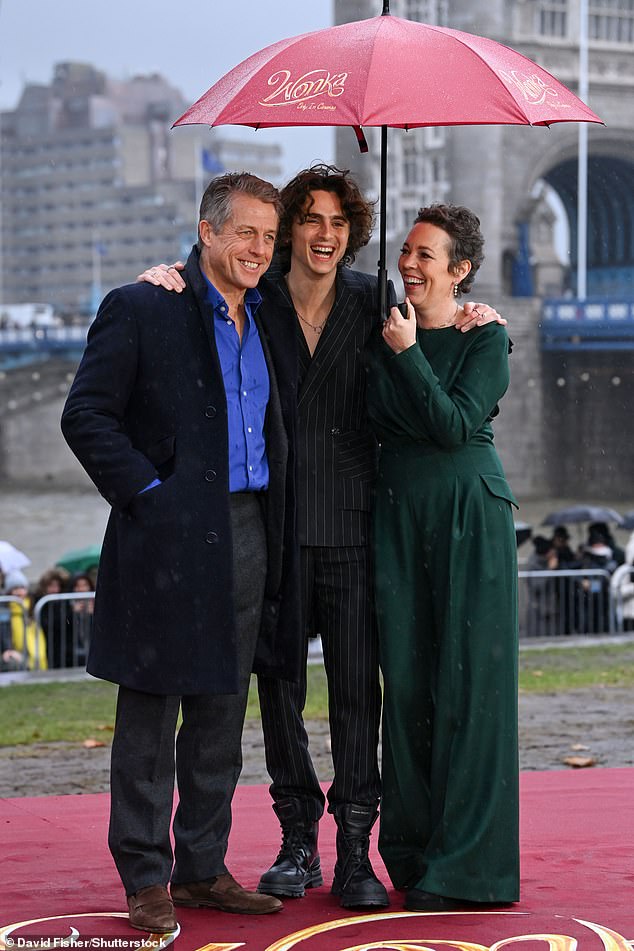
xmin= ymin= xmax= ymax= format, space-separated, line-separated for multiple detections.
xmin=203 ymin=275 xmax=270 ymax=492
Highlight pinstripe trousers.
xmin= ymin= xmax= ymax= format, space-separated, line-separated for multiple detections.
xmin=257 ymin=543 xmax=382 ymax=817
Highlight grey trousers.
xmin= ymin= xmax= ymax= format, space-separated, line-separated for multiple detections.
xmin=108 ymin=493 xmax=266 ymax=895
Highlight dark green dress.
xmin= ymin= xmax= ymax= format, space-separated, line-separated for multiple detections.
xmin=365 ymin=322 xmax=519 ymax=903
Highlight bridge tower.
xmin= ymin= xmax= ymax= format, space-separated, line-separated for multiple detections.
xmin=334 ymin=0 xmax=634 ymax=302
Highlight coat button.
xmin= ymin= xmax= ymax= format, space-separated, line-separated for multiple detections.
xmin=205 ymin=405 xmax=217 ymax=418
xmin=204 ymin=469 xmax=217 ymax=482
xmin=205 ymin=531 xmax=218 ymax=544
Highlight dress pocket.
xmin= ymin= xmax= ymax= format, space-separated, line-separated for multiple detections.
xmin=479 ymin=472 xmax=519 ymax=509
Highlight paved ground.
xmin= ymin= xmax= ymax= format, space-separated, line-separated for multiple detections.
xmin=2 ymin=685 xmax=633 ymax=799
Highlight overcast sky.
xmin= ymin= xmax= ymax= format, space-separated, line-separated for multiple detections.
xmin=0 ymin=0 xmax=336 ymax=179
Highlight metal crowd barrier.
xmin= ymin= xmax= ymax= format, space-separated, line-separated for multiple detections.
xmin=0 ymin=592 xmax=94 ymax=672
xmin=2 ymin=572 xmax=632 ymax=673
xmin=610 ymin=564 xmax=634 ymax=634
xmin=518 ymin=568 xmax=618 ymax=638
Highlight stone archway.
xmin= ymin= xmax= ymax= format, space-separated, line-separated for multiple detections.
xmin=544 ymin=154 xmax=634 ymax=296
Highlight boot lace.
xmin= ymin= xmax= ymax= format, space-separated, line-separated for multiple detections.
xmin=338 ymin=831 xmax=374 ymax=887
xmin=276 ymin=824 xmax=312 ymax=869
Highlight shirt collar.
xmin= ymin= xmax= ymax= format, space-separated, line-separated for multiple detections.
xmin=201 ymin=271 xmax=262 ymax=315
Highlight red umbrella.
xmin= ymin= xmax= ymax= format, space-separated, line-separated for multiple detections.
xmin=174 ymin=1 xmax=603 ymax=315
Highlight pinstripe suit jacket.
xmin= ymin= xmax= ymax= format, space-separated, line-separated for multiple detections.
xmin=259 ymin=265 xmax=387 ymax=547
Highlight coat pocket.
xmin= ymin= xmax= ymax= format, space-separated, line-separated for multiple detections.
xmin=144 ymin=434 xmax=176 ymax=481
xmin=334 ymin=430 xmax=378 ymax=512
xmin=334 ymin=429 xmax=378 ymax=481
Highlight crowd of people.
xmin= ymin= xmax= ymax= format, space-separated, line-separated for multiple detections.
xmin=524 ymin=522 xmax=633 ymax=635
xmin=0 ymin=564 xmax=95 ymax=671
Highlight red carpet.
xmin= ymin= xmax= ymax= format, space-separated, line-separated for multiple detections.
xmin=1 ymin=769 xmax=633 ymax=950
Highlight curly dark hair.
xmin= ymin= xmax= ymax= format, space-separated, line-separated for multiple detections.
xmin=276 ymin=164 xmax=374 ymax=268
xmin=413 ymin=204 xmax=484 ymax=295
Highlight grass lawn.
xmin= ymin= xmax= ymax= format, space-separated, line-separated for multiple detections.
xmin=1 ymin=641 xmax=633 ymax=747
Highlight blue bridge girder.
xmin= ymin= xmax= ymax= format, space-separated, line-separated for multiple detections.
xmin=541 ymin=298 xmax=634 ymax=350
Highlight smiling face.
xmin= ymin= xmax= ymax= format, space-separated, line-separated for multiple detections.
xmin=398 ymin=221 xmax=470 ymax=312
xmin=199 ymin=193 xmax=278 ymax=298
xmin=289 ymin=190 xmax=351 ymax=279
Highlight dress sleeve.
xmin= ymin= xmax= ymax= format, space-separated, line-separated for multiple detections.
xmin=386 ymin=325 xmax=510 ymax=449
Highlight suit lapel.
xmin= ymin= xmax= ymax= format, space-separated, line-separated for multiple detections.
xmin=298 ymin=271 xmax=368 ymax=409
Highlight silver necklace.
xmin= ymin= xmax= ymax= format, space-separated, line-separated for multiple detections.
xmin=434 ymin=303 xmax=460 ymax=328
xmin=296 ymin=310 xmax=327 ymax=334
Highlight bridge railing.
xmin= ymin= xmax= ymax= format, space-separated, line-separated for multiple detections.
xmin=541 ymin=298 xmax=634 ymax=350
xmin=0 ymin=325 xmax=89 ymax=353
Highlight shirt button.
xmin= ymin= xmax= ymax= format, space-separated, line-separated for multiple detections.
xmin=219 ymin=305 xmax=226 ymax=313
xmin=205 ymin=531 xmax=219 ymax=544
xmin=226 ymin=319 xmax=232 ymax=325
xmin=204 ymin=469 xmax=217 ymax=482
xmin=247 ymin=427 xmax=252 ymax=433
xmin=243 ymin=390 xmax=247 ymax=396
xmin=205 ymin=406 xmax=217 ymax=418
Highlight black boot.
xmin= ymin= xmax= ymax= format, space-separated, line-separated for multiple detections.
xmin=257 ymin=798 xmax=323 ymax=898
xmin=331 ymin=803 xmax=389 ymax=908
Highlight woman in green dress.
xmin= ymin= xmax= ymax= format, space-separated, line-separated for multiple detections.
xmin=365 ymin=204 xmax=519 ymax=913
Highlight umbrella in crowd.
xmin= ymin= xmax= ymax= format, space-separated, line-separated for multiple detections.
xmin=541 ymin=505 xmax=624 ymax=527
xmin=55 ymin=543 xmax=101 ymax=574
xmin=620 ymin=510 xmax=634 ymax=531
xmin=0 ymin=540 xmax=31 ymax=575
xmin=173 ymin=0 xmax=603 ymax=316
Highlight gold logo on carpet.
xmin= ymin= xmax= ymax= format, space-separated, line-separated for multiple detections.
xmin=0 ymin=912 xmax=631 ymax=951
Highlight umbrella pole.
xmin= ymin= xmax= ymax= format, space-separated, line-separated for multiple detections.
xmin=378 ymin=125 xmax=389 ymax=319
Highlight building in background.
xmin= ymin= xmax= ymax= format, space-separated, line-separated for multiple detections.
xmin=335 ymin=0 xmax=634 ymax=301
xmin=0 ymin=62 xmax=282 ymax=316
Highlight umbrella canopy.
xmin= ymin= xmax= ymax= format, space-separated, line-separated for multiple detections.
xmin=542 ymin=506 xmax=624 ymax=527
xmin=173 ymin=2 xmax=603 ymax=315
xmin=0 ymin=540 xmax=31 ymax=575
xmin=55 ymin=544 xmax=101 ymax=574
xmin=620 ymin=510 xmax=634 ymax=531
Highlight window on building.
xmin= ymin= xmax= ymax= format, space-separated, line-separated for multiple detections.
xmin=403 ymin=0 xmax=448 ymax=25
xmin=403 ymin=136 xmax=421 ymax=187
xmin=589 ymin=0 xmax=634 ymax=42
xmin=536 ymin=0 xmax=568 ymax=37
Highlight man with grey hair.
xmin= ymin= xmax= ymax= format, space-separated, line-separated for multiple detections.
xmin=62 ymin=172 xmax=301 ymax=933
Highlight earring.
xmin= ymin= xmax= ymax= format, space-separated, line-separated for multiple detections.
xmin=453 ymin=282 xmax=459 ymax=298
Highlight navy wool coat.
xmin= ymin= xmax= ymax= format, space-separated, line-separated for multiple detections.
xmin=61 ymin=249 xmax=301 ymax=696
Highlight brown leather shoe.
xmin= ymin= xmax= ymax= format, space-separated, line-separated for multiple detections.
xmin=171 ymin=872 xmax=282 ymax=915
xmin=127 ymin=884 xmax=177 ymax=933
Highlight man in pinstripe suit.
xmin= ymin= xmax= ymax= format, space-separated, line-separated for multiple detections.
xmin=255 ymin=167 xmax=388 ymax=909
xmin=139 ymin=165 xmax=503 ymax=910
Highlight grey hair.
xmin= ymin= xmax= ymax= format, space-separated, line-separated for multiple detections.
xmin=197 ymin=172 xmax=282 ymax=249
